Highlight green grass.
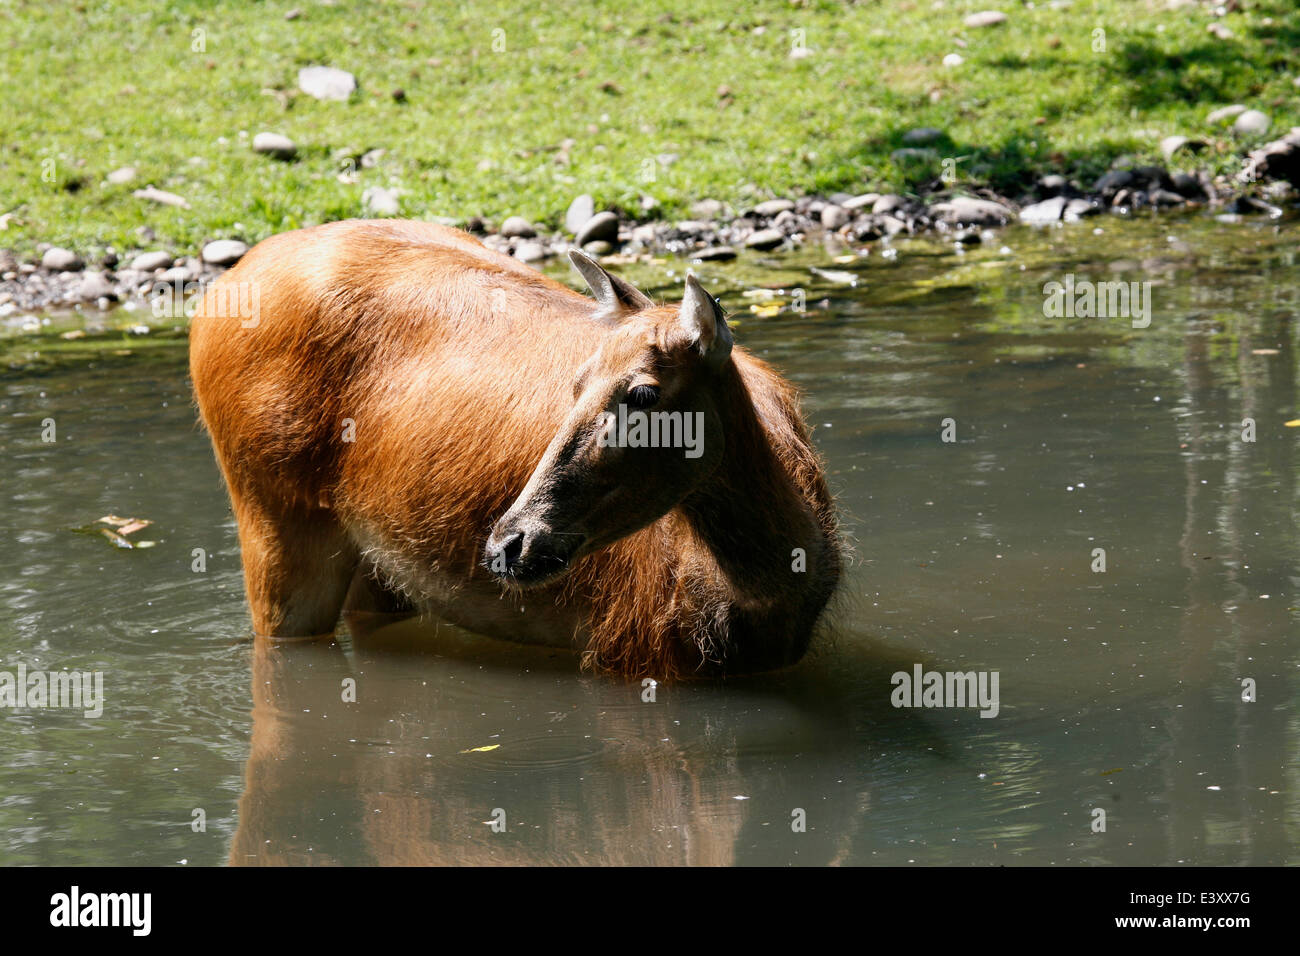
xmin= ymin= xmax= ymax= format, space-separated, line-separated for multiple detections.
xmin=1 ymin=0 xmax=1296 ymax=261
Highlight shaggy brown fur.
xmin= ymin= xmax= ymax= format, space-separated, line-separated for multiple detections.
xmin=190 ymin=219 xmax=840 ymax=679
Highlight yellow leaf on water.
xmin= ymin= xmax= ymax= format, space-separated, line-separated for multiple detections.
xmin=1285 ymin=420 xmax=1300 ymax=427
xmin=459 ymin=744 xmax=500 ymax=754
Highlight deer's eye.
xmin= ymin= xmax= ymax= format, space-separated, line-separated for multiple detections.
xmin=626 ymin=384 xmax=660 ymax=410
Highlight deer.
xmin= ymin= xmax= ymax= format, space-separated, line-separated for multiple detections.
xmin=189 ymin=219 xmax=841 ymax=680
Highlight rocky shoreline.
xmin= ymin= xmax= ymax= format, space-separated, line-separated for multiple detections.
xmin=3 ymin=124 xmax=1298 ymax=321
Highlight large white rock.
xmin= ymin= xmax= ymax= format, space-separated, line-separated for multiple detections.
xmin=298 ymin=66 xmax=357 ymax=101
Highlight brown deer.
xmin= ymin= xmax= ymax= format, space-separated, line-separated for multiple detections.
xmin=190 ymin=219 xmax=840 ymax=679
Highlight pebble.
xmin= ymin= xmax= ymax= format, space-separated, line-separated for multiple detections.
xmin=753 ymin=199 xmax=796 ymax=217
xmin=514 ymin=241 xmax=548 ymax=263
xmin=565 ymin=194 xmax=595 ymax=233
xmin=1232 ymin=110 xmax=1270 ymax=136
xmin=574 ymin=210 xmax=619 ymax=246
xmin=77 ymin=271 xmax=116 ymax=302
xmin=964 ymin=11 xmax=1007 ymax=28
xmin=129 ymin=251 xmax=173 ymax=272
xmin=842 ymin=193 xmax=880 ymax=210
xmin=820 ymin=204 xmax=850 ymax=230
xmin=902 ymin=128 xmax=944 ymax=145
xmin=499 ymin=216 xmax=536 ymax=239
xmin=298 ymin=66 xmax=357 ymax=101
xmin=133 ymin=186 xmax=190 ymax=208
xmin=582 ymin=239 xmax=614 ymax=256
xmin=106 ymin=166 xmax=137 ymax=185
xmin=942 ymin=53 xmax=965 ymax=67
xmin=745 ymin=228 xmax=785 ymax=250
xmin=41 ymin=247 xmax=83 ymax=271
xmin=930 ymin=196 xmax=1017 ymax=226
xmin=692 ymin=246 xmax=737 ymax=261
xmin=201 ymin=240 xmax=249 ymax=266
xmin=362 ymin=186 xmax=401 ymax=216
xmin=1020 ymin=196 xmax=1068 ymax=223
xmin=253 ymin=132 xmax=298 ymax=159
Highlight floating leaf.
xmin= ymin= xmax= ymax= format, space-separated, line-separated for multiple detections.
xmin=1285 ymin=420 xmax=1300 ymax=428
xmin=459 ymin=744 xmax=500 ymax=754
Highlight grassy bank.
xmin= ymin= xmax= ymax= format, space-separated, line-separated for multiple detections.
xmin=2 ymin=0 xmax=1296 ymax=260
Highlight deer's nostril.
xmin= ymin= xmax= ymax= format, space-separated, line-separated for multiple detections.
xmin=501 ymin=532 xmax=524 ymax=569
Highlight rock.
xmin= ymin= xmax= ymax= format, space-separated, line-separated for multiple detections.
xmin=362 ymin=186 xmax=401 ymax=216
xmin=930 ymin=196 xmax=1016 ymax=226
xmin=574 ymin=210 xmax=619 ymax=246
xmin=753 ymin=199 xmax=796 ymax=217
xmin=1241 ymin=131 xmax=1300 ymax=185
xmin=499 ymin=216 xmax=536 ymax=239
xmin=942 ymin=53 xmax=965 ymax=67
xmin=582 ymin=240 xmax=614 ymax=256
xmin=77 ymin=271 xmax=116 ymax=302
xmin=1063 ymin=198 xmax=1100 ymax=220
xmin=201 ymin=239 xmax=249 ymax=266
xmin=1171 ymin=172 xmax=1206 ymax=198
xmin=1232 ymin=109 xmax=1270 ymax=136
xmin=513 ymin=240 xmax=548 ymax=263
xmin=564 ymin=194 xmax=595 ymax=233
xmin=106 ymin=166 xmax=137 ymax=185
xmin=1160 ymin=135 xmax=1205 ymax=160
xmin=129 ymin=251 xmax=173 ymax=272
xmin=873 ymin=194 xmax=910 ymax=215
xmin=252 ymin=132 xmax=297 ymax=159
xmin=133 ymin=186 xmax=190 ymax=208
xmin=693 ymin=246 xmax=737 ymax=261
xmin=842 ymin=192 xmax=880 ymax=210
xmin=630 ymin=224 xmax=660 ymax=245
xmin=1037 ymin=174 xmax=1068 ymax=196
xmin=1149 ymin=188 xmax=1186 ymax=206
xmin=1093 ymin=168 xmax=1135 ymax=195
xmin=964 ymin=11 xmax=1008 ymax=28
xmin=690 ymin=199 xmax=727 ymax=219
xmin=1019 ymin=196 xmax=1067 ymax=223
xmin=298 ymin=66 xmax=357 ymax=101
xmin=902 ymin=127 xmax=944 ymax=145
xmin=745 ymin=228 xmax=785 ymax=251
xmin=41 ymin=247 xmax=83 ymax=271
xmin=673 ymin=220 xmax=713 ymax=235
xmin=158 ymin=266 xmax=191 ymax=284
xmin=1206 ymin=104 xmax=1246 ymax=126
xmin=820 ymin=204 xmax=850 ymax=230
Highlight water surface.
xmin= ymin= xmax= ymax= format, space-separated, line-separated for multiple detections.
xmin=2 ymin=214 xmax=1297 ymax=865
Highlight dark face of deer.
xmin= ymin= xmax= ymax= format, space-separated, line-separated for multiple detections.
xmin=485 ymin=259 xmax=734 ymax=587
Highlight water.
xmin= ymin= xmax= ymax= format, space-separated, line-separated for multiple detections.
xmin=2 ymin=215 xmax=1297 ymax=865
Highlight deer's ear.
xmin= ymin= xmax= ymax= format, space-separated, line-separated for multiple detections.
xmin=679 ymin=273 xmax=733 ymax=367
xmin=569 ymin=250 xmax=653 ymax=315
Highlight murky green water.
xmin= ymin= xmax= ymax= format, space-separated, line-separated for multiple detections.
xmin=2 ymin=215 xmax=1297 ymax=865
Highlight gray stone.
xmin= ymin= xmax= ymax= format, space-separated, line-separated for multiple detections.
xmin=133 ymin=186 xmax=190 ymax=208
xmin=890 ymin=147 xmax=939 ymax=164
xmin=964 ymin=11 xmax=1008 ymax=28
xmin=673 ymin=220 xmax=712 ymax=235
xmin=745 ymin=228 xmax=785 ymax=250
xmin=41 ymin=247 xmax=83 ymax=271
xmin=820 ymin=204 xmax=850 ymax=230
xmin=253 ymin=132 xmax=298 ymax=159
xmin=1206 ymin=104 xmax=1246 ymax=126
xmin=693 ymin=246 xmax=737 ymax=261
xmin=582 ymin=240 xmax=614 ymax=256
xmin=77 ymin=271 xmax=116 ymax=302
xmin=201 ymin=239 xmax=249 ymax=266
xmin=872 ymin=194 xmax=909 ymax=215
xmin=1063 ymin=198 xmax=1100 ymax=220
xmin=362 ymin=186 xmax=400 ymax=216
xmin=842 ymin=192 xmax=881 ymax=210
xmin=106 ymin=166 xmax=137 ymax=185
xmin=574 ymin=210 xmax=619 ymax=246
xmin=930 ymin=196 xmax=1016 ymax=226
xmin=564 ymin=194 xmax=595 ymax=233
xmin=513 ymin=240 xmax=548 ymax=263
xmin=499 ymin=216 xmax=536 ymax=239
xmin=1038 ymin=174 xmax=1068 ymax=195
xmin=753 ymin=199 xmax=796 ymax=217
xmin=1019 ymin=196 xmax=1067 ymax=223
xmin=129 ymin=251 xmax=173 ymax=272
xmin=1232 ymin=109 xmax=1270 ymax=136
xmin=158 ymin=266 xmax=191 ymax=284
xmin=690 ymin=199 xmax=727 ymax=219
xmin=298 ymin=66 xmax=357 ymax=101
